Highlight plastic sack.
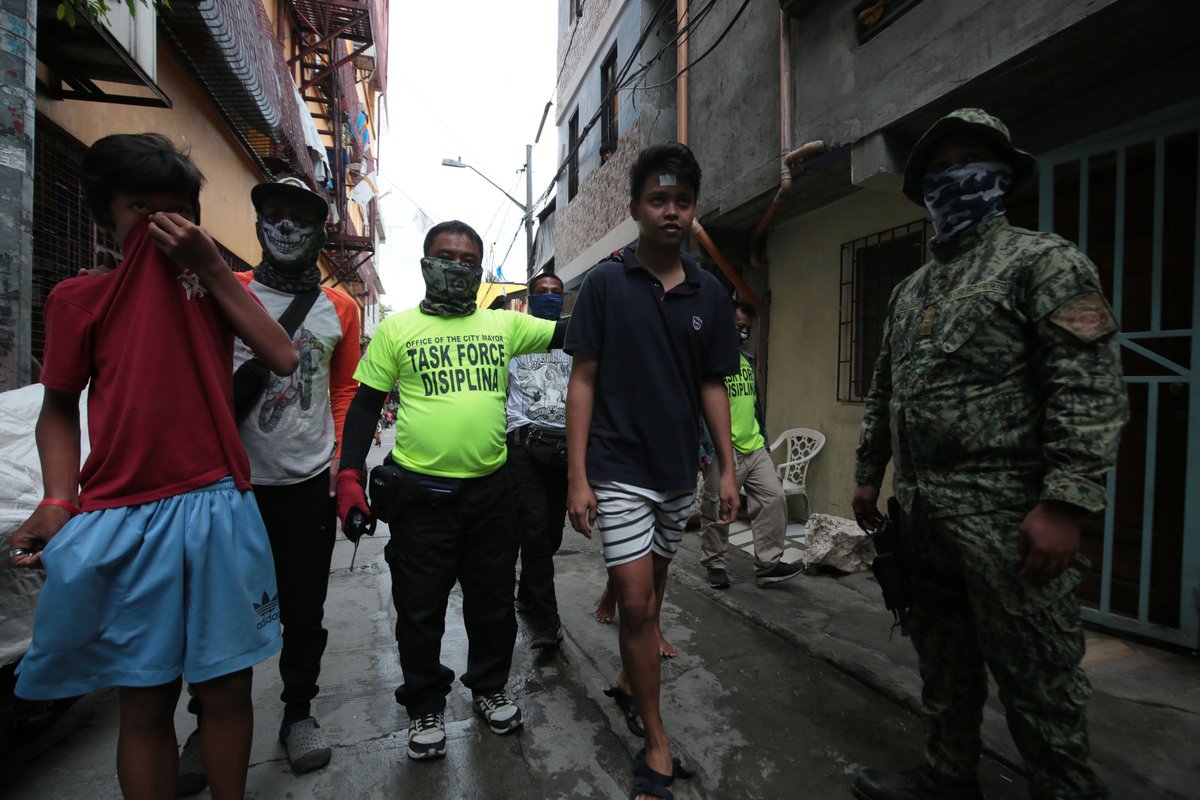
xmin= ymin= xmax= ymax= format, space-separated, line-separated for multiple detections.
xmin=0 ymin=385 xmax=89 ymax=666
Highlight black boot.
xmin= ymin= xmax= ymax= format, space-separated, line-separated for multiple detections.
xmin=852 ymin=764 xmax=983 ymax=800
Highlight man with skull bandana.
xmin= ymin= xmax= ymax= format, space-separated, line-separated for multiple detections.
xmin=335 ymin=221 xmax=568 ymax=761
xmin=850 ymin=110 xmax=1127 ymax=800
xmin=177 ymin=177 xmax=361 ymax=787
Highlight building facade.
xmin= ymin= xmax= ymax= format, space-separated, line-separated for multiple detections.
xmin=551 ymin=0 xmax=679 ymax=286
xmin=1 ymin=0 xmax=387 ymax=389
xmin=552 ymin=0 xmax=1200 ymax=647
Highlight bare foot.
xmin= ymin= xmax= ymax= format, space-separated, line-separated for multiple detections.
xmin=658 ymin=629 xmax=678 ymax=658
xmin=594 ymin=584 xmax=616 ymax=624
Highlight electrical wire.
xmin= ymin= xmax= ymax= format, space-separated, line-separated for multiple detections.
xmin=495 ymin=218 xmax=525 ymax=278
xmin=379 ymin=176 xmax=439 ymax=228
xmin=481 ymin=195 xmax=512 ymax=246
xmin=527 ymin=0 xmax=676 ymax=210
xmin=553 ymin=9 xmax=582 ymax=94
xmin=636 ymin=0 xmax=752 ymax=90
xmin=399 ymin=76 xmax=492 ymax=173
xmin=536 ymin=0 xmax=587 ymax=144
xmin=481 ymin=172 xmax=526 ymax=245
xmin=530 ymin=0 xmax=731 ymax=210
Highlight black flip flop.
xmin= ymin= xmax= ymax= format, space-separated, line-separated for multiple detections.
xmin=604 ymin=685 xmax=646 ymax=737
xmin=629 ymin=760 xmax=674 ymax=800
xmin=634 ymin=748 xmax=695 ymax=780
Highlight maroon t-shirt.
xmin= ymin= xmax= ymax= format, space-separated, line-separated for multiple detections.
xmin=40 ymin=219 xmax=252 ymax=511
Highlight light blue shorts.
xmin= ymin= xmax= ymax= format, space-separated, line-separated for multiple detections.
xmin=15 ymin=478 xmax=281 ymax=700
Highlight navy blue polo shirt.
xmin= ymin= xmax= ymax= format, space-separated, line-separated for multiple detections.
xmin=565 ymin=245 xmax=738 ymax=491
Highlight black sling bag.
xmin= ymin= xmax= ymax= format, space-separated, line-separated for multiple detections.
xmin=232 ymin=286 xmax=321 ymax=421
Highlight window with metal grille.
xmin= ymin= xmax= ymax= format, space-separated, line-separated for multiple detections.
xmin=837 ymin=219 xmax=930 ymax=402
xmin=32 ymin=121 xmax=253 ymax=363
xmin=853 ymin=0 xmax=926 ymax=44
xmin=599 ymin=45 xmax=618 ymax=162
xmin=567 ymin=109 xmax=580 ymax=200
xmin=32 ymin=120 xmax=93 ymax=365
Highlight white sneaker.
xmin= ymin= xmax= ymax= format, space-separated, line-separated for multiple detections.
xmin=472 ymin=690 xmax=523 ymax=734
xmin=407 ymin=712 xmax=446 ymax=760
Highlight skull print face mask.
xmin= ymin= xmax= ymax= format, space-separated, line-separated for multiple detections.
xmin=253 ymin=217 xmax=326 ymax=292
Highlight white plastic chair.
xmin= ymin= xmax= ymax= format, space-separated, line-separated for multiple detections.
xmin=768 ymin=428 xmax=826 ymax=521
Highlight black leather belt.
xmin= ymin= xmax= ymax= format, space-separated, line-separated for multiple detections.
xmin=507 ymin=425 xmax=567 ymax=446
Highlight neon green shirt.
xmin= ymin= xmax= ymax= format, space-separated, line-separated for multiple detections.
xmin=355 ymin=307 xmax=555 ymax=478
xmin=726 ymin=353 xmax=766 ymax=454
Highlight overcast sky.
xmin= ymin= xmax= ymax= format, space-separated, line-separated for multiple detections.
xmin=373 ymin=2 xmax=558 ymax=310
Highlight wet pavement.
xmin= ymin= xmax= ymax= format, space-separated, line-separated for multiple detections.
xmin=3 ymin=428 xmax=1033 ymax=798
xmin=3 ymin=522 xmax=1032 ymax=795
xmin=4 ymin=536 xmax=1028 ymax=799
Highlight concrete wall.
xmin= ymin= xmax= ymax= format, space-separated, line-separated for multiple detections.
xmin=557 ymin=0 xmax=616 ymax=106
xmin=792 ymin=0 xmax=1118 ymax=147
xmin=555 ymin=0 xmax=639 ymax=208
xmin=37 ymin=41 xmax=265 ymax=264
xmin=680 ymin=0 xmax=1149 ymax=227
xmin=553 ymin=0 xmax=678 ymax=282
xmin=555 ymin=119 xmax=639 ymax=273
xmin=0 ymin=0 xmax=34 ymax=389
xmin=763 ymin=187 xmax=923 ymax=517
xmin=687 ymin=0 xmax=781 ymax=224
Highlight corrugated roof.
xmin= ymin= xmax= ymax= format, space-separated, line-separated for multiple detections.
xmin=158 ymin=0 xmax=317 ymax=187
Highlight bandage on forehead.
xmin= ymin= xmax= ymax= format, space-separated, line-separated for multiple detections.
xmin=658 ymin=174 xmax=677 ymax=186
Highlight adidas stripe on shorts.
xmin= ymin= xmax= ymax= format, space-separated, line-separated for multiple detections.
xmin=15 ymin=477 xmax=281 ymax=700
xmin=593 ymin=481 xmax=694 ymax=568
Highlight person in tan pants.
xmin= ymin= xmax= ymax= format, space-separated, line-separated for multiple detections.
xmin=699 ymin=301 xmax=802 ymax=589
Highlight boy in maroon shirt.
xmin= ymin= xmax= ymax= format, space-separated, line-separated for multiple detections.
xmin=9 ymin=134 xmax=298 ymax=799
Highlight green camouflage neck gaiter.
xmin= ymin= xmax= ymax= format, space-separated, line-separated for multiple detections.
xmin=419 ymin=256 xmax=482 ymax=317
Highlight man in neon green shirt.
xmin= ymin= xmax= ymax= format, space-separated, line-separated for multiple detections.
xmin=700 ymin=301 xmax=803 ymax=588
xmin=334 ymin=221 xmax=563 ymax=761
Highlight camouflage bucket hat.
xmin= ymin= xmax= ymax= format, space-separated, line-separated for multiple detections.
xmin=902 ymin=108 xmax=1037 ymax=203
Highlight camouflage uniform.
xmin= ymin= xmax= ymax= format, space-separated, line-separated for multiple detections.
xmin=854 ymin=112 xmax=1128 ymax=800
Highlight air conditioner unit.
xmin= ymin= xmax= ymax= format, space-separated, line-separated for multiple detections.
xmin=354 ymin=45 xmax=376 ymax=74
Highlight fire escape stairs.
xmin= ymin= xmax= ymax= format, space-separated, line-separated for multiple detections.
xmin=286 ymin=0 xmax=376 ymax=298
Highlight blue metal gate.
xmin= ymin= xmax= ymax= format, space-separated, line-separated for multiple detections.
xmin=1038 ymin=100 xmax=1200 ymax=649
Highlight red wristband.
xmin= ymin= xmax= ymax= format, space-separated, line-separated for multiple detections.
xmin=39 ymin=498 xmax=81 ymax=517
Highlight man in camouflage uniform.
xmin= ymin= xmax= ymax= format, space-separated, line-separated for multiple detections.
xmin=850 ymin=109 xmax=1128 ymax=800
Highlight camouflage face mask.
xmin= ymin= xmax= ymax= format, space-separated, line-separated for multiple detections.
xmin=419 ymin=256 xmax=482 ymax=317
xmin=923 ymin=161 xmax=1012 ymax=244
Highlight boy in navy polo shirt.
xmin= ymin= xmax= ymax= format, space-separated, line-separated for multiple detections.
xmin=565 ymin=142 xmax=739 ymax=799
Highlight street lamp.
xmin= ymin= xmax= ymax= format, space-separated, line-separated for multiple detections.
xmin=441 ymin=146 xmax=535 ymax=274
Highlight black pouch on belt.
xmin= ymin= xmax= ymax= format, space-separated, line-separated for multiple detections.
xmin=404 ymin=471 xmax=463 ymax=506
xmin=368 ymin=463 xmax=407 ymax=524
xmin=525 ymin=427 xmax=568 ymax=466
xmin=369 ymin=460 xmax=465 ymax=521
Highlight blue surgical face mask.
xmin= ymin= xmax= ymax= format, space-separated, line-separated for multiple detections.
xmin=527 ymin=292 xmax=564 ymax=320
xmin=922 ymin=161 xmax=1012 ymax=244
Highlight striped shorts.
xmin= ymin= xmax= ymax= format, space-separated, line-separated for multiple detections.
xmin=593 ymin=481 xmax=694 ymax=568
